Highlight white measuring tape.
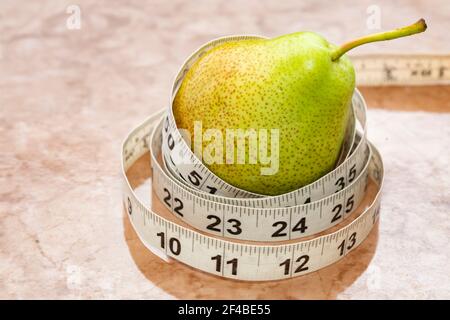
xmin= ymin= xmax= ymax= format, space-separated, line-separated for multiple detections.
xmin=121 ymin=35 xmax=448 ymax=281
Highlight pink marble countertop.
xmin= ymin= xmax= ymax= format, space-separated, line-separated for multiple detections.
xmin=1 ymin=0 xmax=449 ymax=299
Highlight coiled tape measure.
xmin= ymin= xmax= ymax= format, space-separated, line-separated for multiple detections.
xmin=121 ymin=35 xmax=450 ymax=281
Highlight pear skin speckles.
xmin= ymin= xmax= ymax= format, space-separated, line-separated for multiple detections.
xmin=173 ymin=33 xmax=355 ymax=195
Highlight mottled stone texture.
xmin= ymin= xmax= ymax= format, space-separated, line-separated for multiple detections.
xmin=0 ymin=0 xmax=449 ymax=299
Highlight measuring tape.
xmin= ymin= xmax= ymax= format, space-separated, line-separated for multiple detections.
xmin=352 ymin=54 xmax=450 ymax=86
xmin=121 ymin=35 xmax=448 ymax=281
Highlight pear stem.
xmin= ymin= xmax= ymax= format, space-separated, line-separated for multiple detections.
xmin=331 ymin=19 xmax=427 ymax=61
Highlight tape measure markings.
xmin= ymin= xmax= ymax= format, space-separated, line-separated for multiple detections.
xmin=351 ymin=54 xmax=450 ymax=85
xmin=118 ymin=34 xmax=450 ymax=281
xmin=122 ymin=115 xmax=383 ymax=280
xmin=154 ymin=126 xmax=371 ymax=243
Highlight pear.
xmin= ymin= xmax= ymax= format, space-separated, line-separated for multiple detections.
xmin=173 ymin=20 xmax=427 ymax=195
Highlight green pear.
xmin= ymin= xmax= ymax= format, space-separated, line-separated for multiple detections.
xmin=173 ymin=20 xmax=426 ymax=195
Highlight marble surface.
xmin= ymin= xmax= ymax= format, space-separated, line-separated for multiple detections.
xmin=1 ymin=0 xmax=449 ymax=299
